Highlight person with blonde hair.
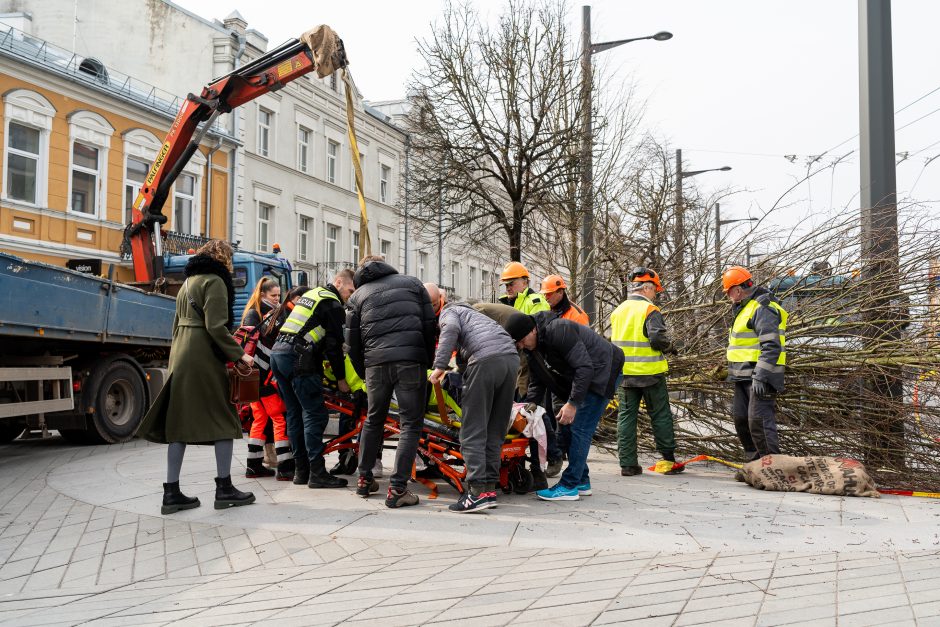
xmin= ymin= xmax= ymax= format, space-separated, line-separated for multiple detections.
xmin=138 ymin=240 xmax=256 ymax=514
xmin=242 ymin=276 xmax=280 ymax=325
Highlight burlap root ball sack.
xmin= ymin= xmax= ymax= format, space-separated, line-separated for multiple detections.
xmin=742 ymin=455 xmax=880 ymax=498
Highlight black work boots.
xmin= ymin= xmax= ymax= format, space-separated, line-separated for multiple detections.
xmin=329 ymin=449 xmax=358 ymax=476
xmin=308 ymin=457 xmax=348 ymax=488
xmin=292 ymin=458 xmax=310 ymax=485
xmin=214 ymin=476 xmax=256 ymax=509
xmin=161 ymin=481 xmax=200 ymax=515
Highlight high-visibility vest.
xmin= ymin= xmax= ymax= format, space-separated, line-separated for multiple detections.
xmin=323 ymin=355 xmax=365 ymax=392
xmin=279 ymin=288 xmax=340 ymax=345
xmin=727 ymin=298 xmax=788 ymax=377
xmin=610 ymin=298 xmax=668 ymax=376
xmin=560 ymin=302 xmax=589 ymax=325
xmin=507 ymin=288 xmax=550 ymax=315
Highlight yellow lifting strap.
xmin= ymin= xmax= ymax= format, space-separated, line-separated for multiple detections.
xmin=341 ymin=68 xmax=372 ymax=258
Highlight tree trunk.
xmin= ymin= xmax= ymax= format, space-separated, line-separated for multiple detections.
xmin=509 ymin=203 xmax=524 ymax=262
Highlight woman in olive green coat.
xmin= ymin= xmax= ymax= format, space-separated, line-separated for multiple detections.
xmin=138 ymin=240 xmax=257 ymax=514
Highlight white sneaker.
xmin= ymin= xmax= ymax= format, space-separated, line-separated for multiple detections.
xmin=373 ymin=459 xmax=384 ymax=478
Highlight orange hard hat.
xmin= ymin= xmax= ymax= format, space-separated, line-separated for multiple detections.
xmin=722 ymin=265 xmax=753 ymax=292
xmin=540 ymin=274 xmax=567 ymax=294
xmin=500 ymin=261 xmax=530 ymax=283
xmin=630 ymin=266 xmax=664 ymax=292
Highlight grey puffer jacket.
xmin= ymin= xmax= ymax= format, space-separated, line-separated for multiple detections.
xmin=433 ymin=302 xmax=517 ymax=371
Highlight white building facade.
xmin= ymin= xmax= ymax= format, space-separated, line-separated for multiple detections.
xmin=3 ymin=0 xmax=548 ymax=298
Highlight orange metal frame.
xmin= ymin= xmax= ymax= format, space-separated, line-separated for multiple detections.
xmin=322 ymin=389 xmax=529 ymax=495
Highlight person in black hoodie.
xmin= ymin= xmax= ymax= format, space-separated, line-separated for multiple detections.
xmin=346 ymin=256 xmax=438 ymax=508
xmin=506 ymin=311 xmax=624 ymax=502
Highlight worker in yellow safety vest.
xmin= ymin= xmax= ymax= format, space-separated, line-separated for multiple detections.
xmin=722 ymin=265 xmax=788 ymax=464
xmin=269 ymin=269 xmax=355 ymax=488
xmin=499 ymin=262 xmax=550 ymax=314
xmin=610 ymin=267 xmax=682 ymax=476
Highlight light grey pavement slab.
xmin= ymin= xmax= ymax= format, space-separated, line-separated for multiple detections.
xmin=1 ymin=436 xmax=939 ymax=626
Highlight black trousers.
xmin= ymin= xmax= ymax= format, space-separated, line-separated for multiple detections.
xmin=732 ymin=380 xmax=780 ymax=462
xmin=358 ymin=361 xmax=427 ymax=490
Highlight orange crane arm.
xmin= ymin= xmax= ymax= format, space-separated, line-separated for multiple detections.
xmin=126 ymin=30 xmax=347 ymax=283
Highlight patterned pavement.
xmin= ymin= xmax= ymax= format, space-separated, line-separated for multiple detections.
xmin=1 ymin=437 xmax=939 ymax=626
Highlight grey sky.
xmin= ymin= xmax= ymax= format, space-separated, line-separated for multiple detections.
xmin=173 ymin=0 xmax=940 ymax=247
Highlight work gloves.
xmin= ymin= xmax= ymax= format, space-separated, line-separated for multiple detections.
xmin=751 ymin=378 xmax=773 ymax=400
xmin=667 ymin=338 xmax=685 ymax=356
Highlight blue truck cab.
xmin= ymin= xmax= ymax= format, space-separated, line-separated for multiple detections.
xmin=162 ymin=249 xmax=305 ymax=316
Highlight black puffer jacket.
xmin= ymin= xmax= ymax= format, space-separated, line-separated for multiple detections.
xmin=345 ymin=261 xmax=437 ymax=376
xmin=524 ymin=311 xmax=624 ymax=405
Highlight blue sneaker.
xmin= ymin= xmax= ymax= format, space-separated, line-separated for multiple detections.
xmin=576 ymin=483 xmax=592 ymax=496
xmin=536 ymin=484 xmax=580 ymax=501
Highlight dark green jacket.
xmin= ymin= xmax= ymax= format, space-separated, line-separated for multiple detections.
xmin=138 ymin=256 xmax=245 ymax=444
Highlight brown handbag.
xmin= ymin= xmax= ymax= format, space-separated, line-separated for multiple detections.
xmin=229 ymin=361 xmax=260 ymax=405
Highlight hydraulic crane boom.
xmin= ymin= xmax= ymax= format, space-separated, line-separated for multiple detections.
xmin=126 ymin=26 xmax=348 ymax=284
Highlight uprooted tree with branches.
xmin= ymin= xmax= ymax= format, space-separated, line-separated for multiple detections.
xmin=596 ymin=201 xmax=940 ymax=490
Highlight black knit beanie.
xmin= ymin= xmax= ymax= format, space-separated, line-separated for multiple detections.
xmin=505 ymin=313 xmax=536 ymax=341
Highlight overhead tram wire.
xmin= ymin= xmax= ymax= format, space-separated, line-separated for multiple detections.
xmin=688 ymin=83 xmax=940 ymax=166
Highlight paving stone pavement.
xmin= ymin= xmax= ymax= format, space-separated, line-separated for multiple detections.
xmin=1 ymin=437 xmax=939 ymax=626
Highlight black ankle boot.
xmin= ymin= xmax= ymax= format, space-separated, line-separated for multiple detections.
xmin=161 ymin=481 xmax=200 ymax=515
xmin=329 ymin=450 xmax=358 ymax=476
xmin=531 ymin=466 xmax=549 ymax=492
xmin=276 ymin=458 xmax=295 ymax=482
xmin=309 ymin=456 xmax=348 ymax=488
xmin=245 ymin=458 xmax=275 ymax=479
xmin=214 ymin=476 xmax=256 ymax=509
xmin=293 ymin=459 xmax=310 ymax=485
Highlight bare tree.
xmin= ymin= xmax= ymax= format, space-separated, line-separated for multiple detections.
xmin=408 ymin=0 xmax=583 ymax=262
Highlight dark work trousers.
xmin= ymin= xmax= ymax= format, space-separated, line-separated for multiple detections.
xmin=269 ymin=350 xmax=329 ymax=471
xmin=732 ymin=380 xmax=780 ymax=462
xmin=616 ymin=378 xmax=676 ymax=468
xmin=459 ymin=353 xmax=520 ymax=492
xmin=358 ymin=361 xmax=427 ymax=490
xmin=545 ymin=391 xmax=563 ymax=461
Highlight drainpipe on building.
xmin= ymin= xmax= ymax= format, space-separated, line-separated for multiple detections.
xmin=228 ymin=33 xmax=247 ymax=244
xmin=204 ymin=138 xmax=224 ymax=237
xmin=403 ymin=133 xmax=410 ymax=273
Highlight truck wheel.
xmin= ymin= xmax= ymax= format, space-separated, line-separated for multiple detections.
xmin=84 ymin=361 xmax=147 ymax=444
xmin=0 ymin=419 xmax=25 ymax=443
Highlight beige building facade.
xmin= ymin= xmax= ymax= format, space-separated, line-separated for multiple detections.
xmin=0 ymin=23 xmax=235 ymax=282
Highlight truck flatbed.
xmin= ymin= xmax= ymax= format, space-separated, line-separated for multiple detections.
xmin=0 ymin=252 xmax=175 ymax=347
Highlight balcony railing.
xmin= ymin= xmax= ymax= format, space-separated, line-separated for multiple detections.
xmin=120 ymin=230 xmax=219 ymax=260
xmin=315 ymin=261 xmax=357 ymax=285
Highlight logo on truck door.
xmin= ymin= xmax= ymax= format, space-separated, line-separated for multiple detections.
xmin=146 ymin=142 xmax=172 ymax=187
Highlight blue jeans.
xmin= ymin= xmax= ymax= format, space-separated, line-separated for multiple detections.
xmin=269 ymin=350 xmax=329 ymax=467
xmin=558 ymin=378 xmax=620 ymax=488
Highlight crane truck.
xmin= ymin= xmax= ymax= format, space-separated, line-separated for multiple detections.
xmin=0 ymin=27 xmax=347 ymax=443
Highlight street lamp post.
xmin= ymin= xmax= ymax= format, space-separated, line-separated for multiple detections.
xmin=580 ymin=5 xmax=671 ymax=324
xmin=675 ymin=149 xmax=730 ymax=297
xmin=714 ymin=202 xmax=758 ymax=275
